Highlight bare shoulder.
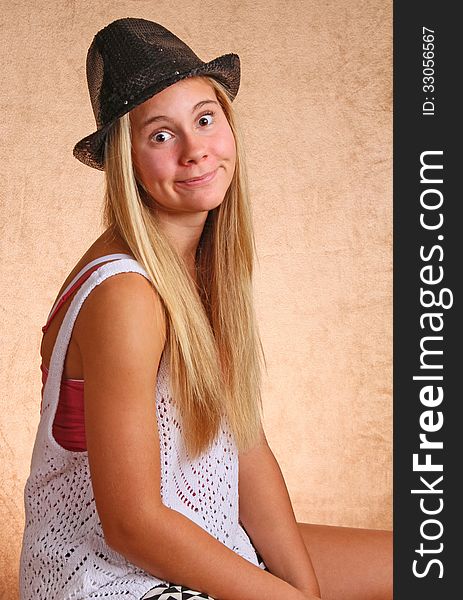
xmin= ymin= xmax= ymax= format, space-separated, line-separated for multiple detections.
xmin=75 ymin=269 xmax=167 ymax=414
xmin=75 ymin=269 xmax=167 ymax=355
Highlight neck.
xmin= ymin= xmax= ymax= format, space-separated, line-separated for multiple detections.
xmin=154 ymin=209 xmax=208 ymax=275
xmin=102 ymin=215 xmax=206 ymax=285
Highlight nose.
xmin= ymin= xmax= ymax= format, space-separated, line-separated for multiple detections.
xmin=178 ymin=130 xmax=209 ymax=165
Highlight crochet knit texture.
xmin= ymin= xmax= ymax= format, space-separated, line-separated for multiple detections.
xmin=19 ymin=258 xmax=264 ymax=599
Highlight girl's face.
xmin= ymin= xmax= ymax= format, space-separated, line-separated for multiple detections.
xmin=129 ymin=77 xmax=236 ymax=216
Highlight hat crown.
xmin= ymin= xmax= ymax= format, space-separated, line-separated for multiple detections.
xmin=87 ymin=18 xmax=203 ymax=127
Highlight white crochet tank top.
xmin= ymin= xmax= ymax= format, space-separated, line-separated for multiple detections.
xmin=19 ymin=255 xmax=265 ymax=599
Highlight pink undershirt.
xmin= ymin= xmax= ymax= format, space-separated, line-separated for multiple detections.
xmin=40 ymin=262 xmax=105 ymax=452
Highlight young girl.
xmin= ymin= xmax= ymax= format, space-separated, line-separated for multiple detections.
xmin=19 ymin=17 xmax=392 ymax=600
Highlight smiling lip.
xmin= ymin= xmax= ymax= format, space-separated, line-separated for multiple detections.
xmin=176 ymin=169 xmax=218 ymax=187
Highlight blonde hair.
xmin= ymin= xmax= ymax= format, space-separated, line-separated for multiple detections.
xmin=102 ymin=75 xmax=266 ymax=459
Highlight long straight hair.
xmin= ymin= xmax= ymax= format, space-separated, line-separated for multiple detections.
xmin=102 ymin=75 xmax=266 ymax=459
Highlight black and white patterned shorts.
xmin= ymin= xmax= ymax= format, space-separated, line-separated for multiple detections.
xmin=140 ymin=585 xmax=214 ymax=599
xmin=140 ymin=553 xmax=268 ymax=599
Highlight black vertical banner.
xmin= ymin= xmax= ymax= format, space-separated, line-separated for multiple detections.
xmin=394 ymin=3 xmax=460 ymax=598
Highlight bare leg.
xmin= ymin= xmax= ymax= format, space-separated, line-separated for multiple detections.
xmin=297 ymin=522 xmax=392 ymax=600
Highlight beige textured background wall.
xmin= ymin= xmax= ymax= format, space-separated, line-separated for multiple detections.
xmin=1 ymin=1 xmax=392 ymax=596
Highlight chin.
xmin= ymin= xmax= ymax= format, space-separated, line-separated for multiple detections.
xmin=186 ymin=188 xmax=226 ymax=210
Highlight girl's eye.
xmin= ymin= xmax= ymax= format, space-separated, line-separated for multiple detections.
xmin=151 ymin=131 xmax=173 ymax=144
xmin=197 ymin=111 xmax=215 ymax=126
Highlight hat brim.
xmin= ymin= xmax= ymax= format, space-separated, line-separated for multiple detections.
xmin=72 ymin=52 xmax=240 ymax=171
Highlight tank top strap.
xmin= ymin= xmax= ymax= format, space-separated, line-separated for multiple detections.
xmin=42 ymin=253 xmax=134 ymax=333
xmin=32 ymin=257 xmax=152 ymax=465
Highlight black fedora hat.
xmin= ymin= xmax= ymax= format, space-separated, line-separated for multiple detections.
xmin=73 ymin=17 xmax=241 ymax=171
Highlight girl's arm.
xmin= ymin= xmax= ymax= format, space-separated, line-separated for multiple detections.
xmin=77 ymin=273 xmax=316 ymax=600
xmin=238 ymin=427 xmax=321 ymax=598
xmin=110 ymin=503 xmax=317 ymax=600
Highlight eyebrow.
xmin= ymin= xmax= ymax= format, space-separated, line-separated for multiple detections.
xmin=140 ymin=100 xmax=219 ymax=130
